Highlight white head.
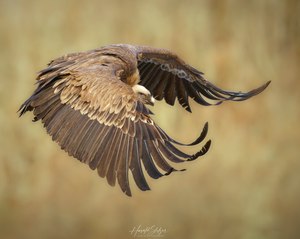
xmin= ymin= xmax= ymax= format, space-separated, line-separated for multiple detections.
xmin=132 ymin=84 xmax=155 ymax=106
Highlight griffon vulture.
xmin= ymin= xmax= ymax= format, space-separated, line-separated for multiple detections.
xmin=19 ymin=44 xmax=270 ymax=196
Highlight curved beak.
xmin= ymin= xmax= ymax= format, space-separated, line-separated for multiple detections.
xmin=147 ymin=96 xmax=155 ymax=106
xmin=150 ymin=96 xmax=155 ymax=105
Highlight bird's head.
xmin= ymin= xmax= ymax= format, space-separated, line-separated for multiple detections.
xmin=132 ymin=84 xmax=155 ymax=106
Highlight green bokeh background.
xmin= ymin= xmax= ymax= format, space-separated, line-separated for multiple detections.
xmin=1 ymin=0 xmax=299 ymax=238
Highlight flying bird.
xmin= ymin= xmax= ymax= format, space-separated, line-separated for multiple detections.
xmin=19 ymin=44 xmax=270 ymax=196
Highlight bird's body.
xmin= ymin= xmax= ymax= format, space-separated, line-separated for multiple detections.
xmin=19 ymin=44 xmax=270 ymax=196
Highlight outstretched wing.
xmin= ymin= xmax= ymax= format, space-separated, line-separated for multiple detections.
xmin=19 ymin=62 xmax=210 ymax=196
xmin=134 ymin=45 xmax=270 ymax=112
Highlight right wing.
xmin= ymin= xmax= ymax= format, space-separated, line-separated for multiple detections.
xmin=19 ymin=62 xmax=210 ymax=196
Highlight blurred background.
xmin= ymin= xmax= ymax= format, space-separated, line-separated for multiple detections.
xmin=1 ymin=0 xmax=299 ymax=238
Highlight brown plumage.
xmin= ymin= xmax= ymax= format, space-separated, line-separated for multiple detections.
xmin=19 ymin=44 xmax=270 ymax=196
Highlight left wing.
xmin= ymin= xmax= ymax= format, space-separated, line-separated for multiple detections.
xmin=133 ymin=45 xmax=270 ymax=112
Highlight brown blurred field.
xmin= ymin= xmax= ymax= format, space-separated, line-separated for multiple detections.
xmin=1 ymin=0 xmax=299 ymax=238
